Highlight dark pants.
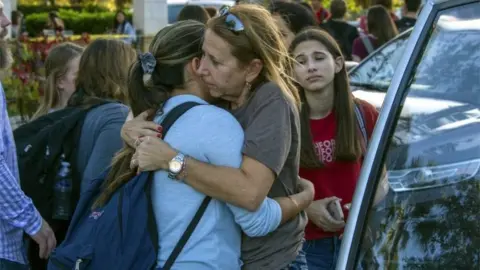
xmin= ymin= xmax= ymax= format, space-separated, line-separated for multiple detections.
xmin=281 ymin=247 xmax=309 ymax=270
xmin=0 ymin=259 xmax=29 ymax=270
xmin=303 ymin=237 xmax=342 ymax=270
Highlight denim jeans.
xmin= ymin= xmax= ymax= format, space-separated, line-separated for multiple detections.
xmin=303 ymin=237 xmax=342 ymax=270
xmin=280 ymin=248 xmax=309 ymax=270
xmin=0 ymin=259 xmax=29 ymax=270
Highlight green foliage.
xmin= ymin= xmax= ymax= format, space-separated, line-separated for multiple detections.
xmin=24 ymin=9 xmax=133 ymax=36
xmin=18 ymin=4 xmax=109 ymax=17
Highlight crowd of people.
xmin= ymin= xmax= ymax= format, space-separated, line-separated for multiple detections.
xmin=0 ymin=0 xmax=416 ymax=269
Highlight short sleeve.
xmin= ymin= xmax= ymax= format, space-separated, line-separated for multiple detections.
xmin=242 ymin=97 xmax=292 ymax=176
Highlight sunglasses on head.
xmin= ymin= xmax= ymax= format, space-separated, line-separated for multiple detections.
xmin=219 ymin=5 xmax=245 ymax=32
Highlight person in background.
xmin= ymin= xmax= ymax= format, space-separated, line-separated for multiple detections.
xmin=114 ymin=11 xmax=136 ymax=45
xmin=321 ymin=0 xmax=359 ymax=61
xmin=32 ymin=42 xmax=83 ymax=120
xmin=46 ymin=11 xmax=65 ymax=33
xmin=26 ymin=39 xmax=136 ymax=270
xmin=70 ymin=39 xmax=136 ymax=193
xmin=11 ymin=11 xmax=26 ymax=39
xmin=177 ymin=5 xmax=211 ymax=24
xmin=311 ymin=0 xmax=331 ymax=24
xmin=0 ymin=2 xmax=57 ymax=269
xmin=359 ymin=0 xmax=398 ymax=33
xmin=269 ymin=1 xmax=317 ymax=48
xmin=289 ymin=28 xmax=388 ymax=270
xmin=205 ymin=6 xmax=218 ymax=18
xmin=300 ymin=1 xmax=317 ymax=18
xmin=396 ymin=0 xmax=421 ymax=33
xmin=352 ymin=5 xmax=398 ymax=61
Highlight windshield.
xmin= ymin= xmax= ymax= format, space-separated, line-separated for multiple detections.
xmin=349 ymin=32 xmax=410 ymax=92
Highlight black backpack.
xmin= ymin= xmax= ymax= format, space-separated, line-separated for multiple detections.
xmin=13 ymin=102 xmax=109 ymax=270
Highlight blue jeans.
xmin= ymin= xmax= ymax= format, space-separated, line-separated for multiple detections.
xmin=303 ymin=237 xmax=342 ymax=270
xmin=281 ymin=248 xmax=309 ymax=270
xmin=0 ymin=259 xmax=29 ymax=270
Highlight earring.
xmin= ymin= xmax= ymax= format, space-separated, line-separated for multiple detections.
xmin=245 ymin=82 xmax=252 ymax=91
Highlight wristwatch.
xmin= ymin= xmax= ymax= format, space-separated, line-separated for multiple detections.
xmin=168 ymin=152 xmax=186 ymax=179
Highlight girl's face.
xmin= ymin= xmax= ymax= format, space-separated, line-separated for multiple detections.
xmin=292 ymin=40 xmax=342 ymax=92
xmin=116 ymin=13 xmax=125 ymax=23
xmin=58 ymin=56 xmax=80 ymax=98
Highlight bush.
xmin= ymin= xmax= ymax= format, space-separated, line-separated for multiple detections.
xmin=24 ymin=9 xmax=133 ymax=35
xmin=18 ymin=4 xmax=109 ymax=16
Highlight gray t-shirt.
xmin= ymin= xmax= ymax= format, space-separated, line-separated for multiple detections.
xmin=232 ymin=82 xmax=307 ymax=269
xmin=76 ymin=103 xmax=129 ymax=192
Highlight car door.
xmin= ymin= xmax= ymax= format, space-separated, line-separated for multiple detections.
xmin=337 ymin=0 xmax=480 ymax=269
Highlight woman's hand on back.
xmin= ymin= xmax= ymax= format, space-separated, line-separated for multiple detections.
xmin=131 ymin=136 xmax=178 ymax=172
xmin=306 ymin=197 xmax=345 ymax=232
xmin=121 ymin=110 xmax=162 ymax=148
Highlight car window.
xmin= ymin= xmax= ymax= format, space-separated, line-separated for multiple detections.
xmin=356 ymin=2 xmax=480 ymax=269
xmin=349 ymin=32 xmax=410 ymax=90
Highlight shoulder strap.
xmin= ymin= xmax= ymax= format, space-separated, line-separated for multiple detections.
xmin=359 ymin=33 xmax=375 ymax=54
xmin=163 ymin=196 xmax=212 ymax=270
xmin=144 ymin=101 xmax=211 ymax=270
xmin=354 ymin=102 xmax=368 ymax=148
xmin=159 ymin=101 xmax=201 ymax=135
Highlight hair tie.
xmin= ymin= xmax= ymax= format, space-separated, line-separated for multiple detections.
xmin=138 ymin=52 xmax=156 ymax=74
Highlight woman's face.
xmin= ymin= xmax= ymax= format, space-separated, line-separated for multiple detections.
xmin=292 ymin=40 xmax=341 ymax=92
xmin=273 ymin=14 xmax=295 ymax=49
xmin=58 ymin=56 xmax=80 ymax=99
xmin=116 ymin=13 xmax=125 ymax=23
xmin=197 ymin=29 xmax=251 ymax=103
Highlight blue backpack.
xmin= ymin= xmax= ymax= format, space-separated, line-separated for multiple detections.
xmin=48 ymin=102 xmax=211 ymax=270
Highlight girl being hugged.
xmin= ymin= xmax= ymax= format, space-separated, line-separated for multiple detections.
xmin=289 ymin=28 xmax=388 ymax=269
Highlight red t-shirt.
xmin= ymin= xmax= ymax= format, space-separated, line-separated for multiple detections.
xmin=301 ymin=100 xmax=379 ymax=240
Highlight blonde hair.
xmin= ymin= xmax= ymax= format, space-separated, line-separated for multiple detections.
xmin=32 ymin=42 xmax=83 ymax=120
xmin=207 ymin=4 xmax=301 ymax=109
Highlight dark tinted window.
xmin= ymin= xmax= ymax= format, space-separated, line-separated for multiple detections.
xmin=349 ymin=32 xmax=410 ymax=92
xmin=357 ymin=2 xmax=480 ymax=269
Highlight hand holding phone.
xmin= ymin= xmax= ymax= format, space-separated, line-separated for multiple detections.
xmin=327 ymin=199 xmax=344 ymax=221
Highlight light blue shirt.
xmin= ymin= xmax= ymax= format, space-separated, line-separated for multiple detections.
xmin=152 ymin=95 xmax=282 ymax=270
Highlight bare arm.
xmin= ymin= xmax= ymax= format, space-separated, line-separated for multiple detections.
xmin=274 ymin=178 xmax=315 ymax=224
xmin=182 ymin=155 xmax=276 ymax=212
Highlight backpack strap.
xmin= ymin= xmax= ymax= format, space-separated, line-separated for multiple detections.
xmin=162 ymin=196 xmax=212 ymax=270
xmin=359 ymin=33 xmax=375 ymax=54
xmin=354 ymin=102 xmax=368 ymax=148
xmin=159 ymin=101 xmax=202 ymax=134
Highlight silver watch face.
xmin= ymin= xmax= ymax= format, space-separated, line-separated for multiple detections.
xmin=169 ymin=160 xmax=182 ymax=174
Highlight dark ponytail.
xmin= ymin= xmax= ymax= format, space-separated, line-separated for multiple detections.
xmin=92 ymin=20 xmax=205 ymax=209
